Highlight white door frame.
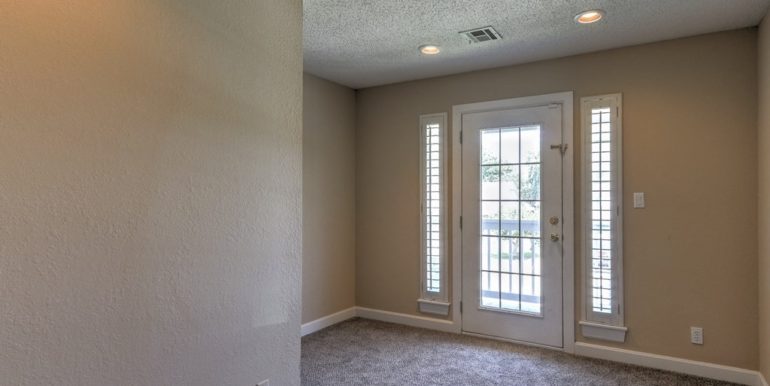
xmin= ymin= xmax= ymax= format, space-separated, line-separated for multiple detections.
xmin=451 ymin=92 xmax=575 ymax=353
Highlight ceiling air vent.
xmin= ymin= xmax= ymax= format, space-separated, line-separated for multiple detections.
xmin=460 ymin=26 xmax=502 ymax=43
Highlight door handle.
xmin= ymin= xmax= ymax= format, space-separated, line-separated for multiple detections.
xmin=550 ymin=233 xmax=560 ymax=242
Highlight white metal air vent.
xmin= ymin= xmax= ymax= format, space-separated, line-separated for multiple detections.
xmin=460 ymin=26 xmax=502 ymax=43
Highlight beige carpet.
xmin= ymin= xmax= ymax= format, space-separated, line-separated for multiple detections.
xmin=301 ymin=318 xmax=735 ymax=386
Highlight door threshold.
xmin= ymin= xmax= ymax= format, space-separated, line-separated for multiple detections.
xmin=461 ymin=330 xmax=565 ymax=352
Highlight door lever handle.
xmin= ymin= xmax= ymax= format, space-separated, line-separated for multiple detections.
xmin=550 ymin=233 xmax=560 ymax=242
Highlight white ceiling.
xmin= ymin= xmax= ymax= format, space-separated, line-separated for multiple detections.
xmin=304 ymin=0 xmax=769 ymax=89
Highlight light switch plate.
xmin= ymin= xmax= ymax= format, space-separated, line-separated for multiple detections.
xmin=633 ymin=192 xmax=645 ymax=208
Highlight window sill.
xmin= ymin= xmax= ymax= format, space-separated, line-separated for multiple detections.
xmin=579 ymin=321 xmax=627 ymax=343
xmin=417 ymin=299 xmax=450 ymax=316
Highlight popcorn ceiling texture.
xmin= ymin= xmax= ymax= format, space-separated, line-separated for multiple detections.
xmin=303 ymin=0 xmax=770 ymax=88
xmin=0 ymin=1 xmax=302 ymax=385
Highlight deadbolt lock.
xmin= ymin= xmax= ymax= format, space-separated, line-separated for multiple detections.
xmin=549 ymin=216 xmax=559 ymax=225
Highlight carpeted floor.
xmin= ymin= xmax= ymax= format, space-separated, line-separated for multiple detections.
xmin=301 ymin=318 xmax=736 ymax=386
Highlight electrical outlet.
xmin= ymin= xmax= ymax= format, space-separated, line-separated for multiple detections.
xmin=690 ymin=327 xmax=703 ymax=345
xmin=257 ymin=380 xmax=269 ymax=386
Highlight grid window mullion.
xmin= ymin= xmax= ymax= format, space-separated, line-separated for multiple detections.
xmin=479 ymin=126 xmax=541 ymax=314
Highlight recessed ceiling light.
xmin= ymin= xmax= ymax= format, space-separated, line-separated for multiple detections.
xmin=574 ymin=9 xmax=605 ymax=24
xmin=419 ymin=45 xmax=441 ymax=55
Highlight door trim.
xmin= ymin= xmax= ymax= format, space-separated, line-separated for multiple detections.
xmin=451 ymin=92 xmax=574 ymax=353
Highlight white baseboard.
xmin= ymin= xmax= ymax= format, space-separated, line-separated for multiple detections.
xmin=301 ymin=306 xmax=458 ymax=337
xmin=760 ymin=372 xmax=768 ymax=386
xmin=301 ymin=307 xmax=357 ymax=337
xmin=355 ymin=307 xmax=460 ymax=333
xmin=575 ymin=342 xmax=765 ymax=386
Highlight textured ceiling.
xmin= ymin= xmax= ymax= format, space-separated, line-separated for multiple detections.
xmin=304 ymin=0 xmax=770 ymax=89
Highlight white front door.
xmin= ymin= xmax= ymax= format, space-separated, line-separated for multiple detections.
xmin=461 ymin=104 xmax=564 ymax=348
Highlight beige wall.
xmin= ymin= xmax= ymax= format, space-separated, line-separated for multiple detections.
xmin=0 ymin=1 xmax=302 ymax=385
xmin=759 ymin=12 xmax=770 ymax=382
xmin=356 ymin=29 xmax=758 ymax=369
xmin=303 ymin=74 xmax=357 ymax=323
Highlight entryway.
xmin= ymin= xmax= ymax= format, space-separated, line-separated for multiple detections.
xmin=454 ymin=93 xmax=574 ymax=349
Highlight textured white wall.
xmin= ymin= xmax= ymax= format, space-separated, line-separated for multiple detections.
xmin=0 ymin=1 xmax=302 ymax=385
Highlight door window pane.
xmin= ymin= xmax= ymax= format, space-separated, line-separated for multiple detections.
xmin=478 ymin=126 xmax=542 ymax=314
xmin=481 ymin=166 xmax=500 ymax=200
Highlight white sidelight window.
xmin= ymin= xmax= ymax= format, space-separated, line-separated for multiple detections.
xmin=418 ymin=113 xmax=450 ymax=315
xmin=579 ymin=94 xmax=627 ymax=342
